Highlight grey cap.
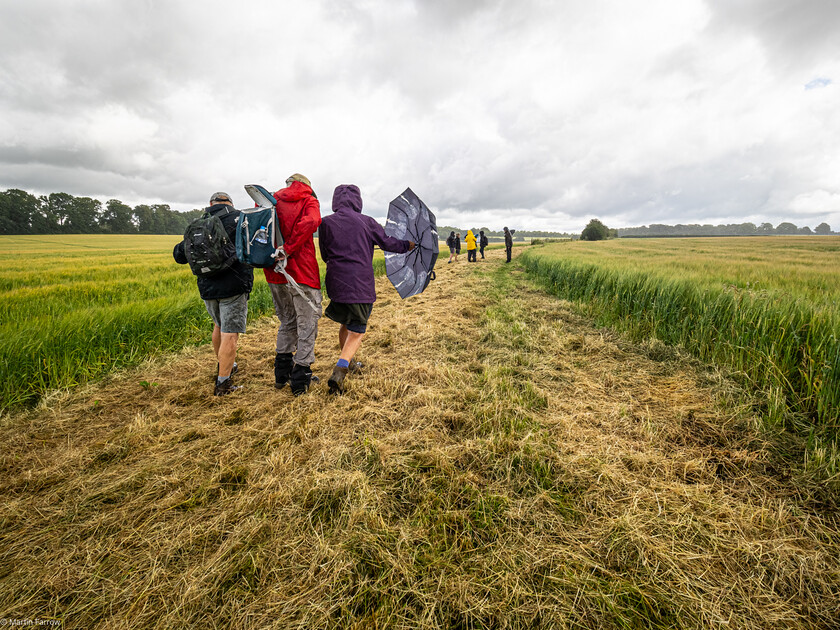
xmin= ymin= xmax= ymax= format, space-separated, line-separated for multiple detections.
xmin=210 ymin=191 xmax=232 ymax=203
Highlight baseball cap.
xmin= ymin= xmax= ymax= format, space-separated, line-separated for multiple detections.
xmin=210 ymin=191 xmax=232 ymax=203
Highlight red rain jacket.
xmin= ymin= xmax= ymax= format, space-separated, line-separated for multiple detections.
xmin=263 ymin=181 xmax=322 ymax=289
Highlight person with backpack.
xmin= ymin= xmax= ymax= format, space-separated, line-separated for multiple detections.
xmin=318 ymin=184 xmax=415 ymax=395
xmin=265 ymin=173 xmax=323 ymax=396
xmin=479 ymin=230 xmax=488 ymax=259
xmin=173 ymin=191 xmax=254 ymax=396
xmin=446 ymin=231 xmax=458 ymax=263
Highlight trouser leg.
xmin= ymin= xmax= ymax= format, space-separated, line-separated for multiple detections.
xmin=288 ymin=285 xmax=321 ymax=396
xmin=270 ymin=283 xmax=298 ymax=355
xmin=288 ymin=284 xmax=322 ymax=367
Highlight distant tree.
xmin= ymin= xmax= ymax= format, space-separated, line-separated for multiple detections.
xmin=66 ymin=196 xmax=102 ymax=233
xmin=798 ymin=226 xmax=813 ymax=235
xmin=581 ymin=218 xmax=609 ymax=241
xmin=101 ymin=199 xmax=135 ymax=233
xmin=757 ymin=222 xmax=774 ymax=235
xmin=133 ymin=204 xmax=157 ymax=233
xmin=775 ymin=222 xmax=798 ymax=235
xmin=46 ymin=192 xmax=75 ymax=230
xmin=0 ymin=188 xmax=42 ymax=234
xmin=815 ymin=222 xmax=832 ymax=235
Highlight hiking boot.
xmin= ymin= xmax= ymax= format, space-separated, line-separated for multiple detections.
xmin=214 ymin=361 xmax=238 ymax=382
xmin=348 ymin=360 xmax=363 ymax=374
xmin=289 ymin=363 xmax=314 ymax=397
xmin=214 ymin=378 xmax=241 ymax=397
xmin=274 ymin=352 xmax=294 ymax=390
xmin=328 ymin=366 xmax=349 ymax=395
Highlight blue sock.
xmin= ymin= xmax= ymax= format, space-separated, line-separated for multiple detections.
xmin=337 ymin=358 xmax=350 ymax=369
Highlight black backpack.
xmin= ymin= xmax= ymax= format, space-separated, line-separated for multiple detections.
xmin=183 ymin=208 xmax=236 ymax=277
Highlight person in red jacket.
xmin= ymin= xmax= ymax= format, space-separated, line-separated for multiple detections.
xmin=264 ymin=173 xmax=322 ymax=395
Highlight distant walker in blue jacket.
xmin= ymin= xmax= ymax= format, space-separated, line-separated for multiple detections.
xmin=318 ymin=184 xmax=415 ymax=394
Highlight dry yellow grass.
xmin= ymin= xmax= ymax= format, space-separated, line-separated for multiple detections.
xmin=1 ymin=248 xmax=838 ymax=629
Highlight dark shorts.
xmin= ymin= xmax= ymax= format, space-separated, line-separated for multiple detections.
xmin=325 ymin=301 xmax=373 ymax=334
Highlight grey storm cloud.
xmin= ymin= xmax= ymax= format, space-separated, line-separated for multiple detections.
xmin=1 ymin=0 xmax=839 ymax=231
xmin=705 ymin=0 xmax=840 ymax=69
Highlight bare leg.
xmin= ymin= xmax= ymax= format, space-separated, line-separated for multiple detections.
xmin=338 ymin=324 xmax=364 ymax=362
xmin=218 ymin=332 xmax=239 ymax=378
xmin=211 ymin=324 xmax=222 ymax=360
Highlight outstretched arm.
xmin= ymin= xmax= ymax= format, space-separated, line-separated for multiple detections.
xmin=369 ymin=217 xmax=413 ymax=253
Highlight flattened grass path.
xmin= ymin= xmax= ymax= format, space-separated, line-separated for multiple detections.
xmin=1 ymin=248 xmax=838 ymax=629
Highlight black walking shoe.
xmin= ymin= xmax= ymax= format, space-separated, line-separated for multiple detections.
xmin=289 ymin=363 xmax=313 ymax=396
xmin=328 ymin=366 xmax=349 ymax=395
xmin=274 ymin=352 xmax=294 ymax=390
xmin=348 ymin=360 xmax=363 ymax=374
xmin=214 ymin=378 xmax=241 ymax=397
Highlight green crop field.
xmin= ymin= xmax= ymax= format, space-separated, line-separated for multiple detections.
xmin=0 ymin=236 xmax=267 ymax=411
xmin=520 ymin=236 xmax=840 ymax=475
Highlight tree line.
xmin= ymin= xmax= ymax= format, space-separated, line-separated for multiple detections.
xmin=4 ymin=187 xmax=834 ymax=239
xmin=618 ymin=221 xmax=834 ymax=237
xmin=0 ymin=189 xmax=204 ymax=235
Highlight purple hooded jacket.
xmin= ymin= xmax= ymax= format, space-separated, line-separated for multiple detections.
xmin=319 ymin=185 xmax=411 ymax=304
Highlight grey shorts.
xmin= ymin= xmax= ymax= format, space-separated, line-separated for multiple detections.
xmin=204 ymin=293 xmax=248 ymax=333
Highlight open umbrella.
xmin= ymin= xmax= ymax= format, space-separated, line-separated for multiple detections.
xmin=383 ymin=187 xmax=438 ymax=299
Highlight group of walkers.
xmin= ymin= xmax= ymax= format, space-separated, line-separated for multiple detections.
xmin=446 ymin=230 xmax=486 ymax=263
xmin=446 ymin=227 xmax=514 ymax=263
xmin=174 ymin=175 xmax=414 ymax=397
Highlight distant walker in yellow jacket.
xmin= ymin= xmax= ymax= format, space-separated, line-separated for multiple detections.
xmin=466 ymin=230 xmax=477 ymax=262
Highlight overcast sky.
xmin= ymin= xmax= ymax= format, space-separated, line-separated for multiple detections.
xmin=1 ymin=0 xmax=838 ymax=231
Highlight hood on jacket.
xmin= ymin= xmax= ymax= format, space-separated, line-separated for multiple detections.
xmin=332 ymin=184 xmax=363 ymax=214
xmin=275 ymin=180 xmax=314 ymax=204
xmin=466 ymin=230 xmax=475 ymax=238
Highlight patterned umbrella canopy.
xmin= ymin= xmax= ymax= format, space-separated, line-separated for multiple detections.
xmin=384 ymin=187 xmax=438 ymax=299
